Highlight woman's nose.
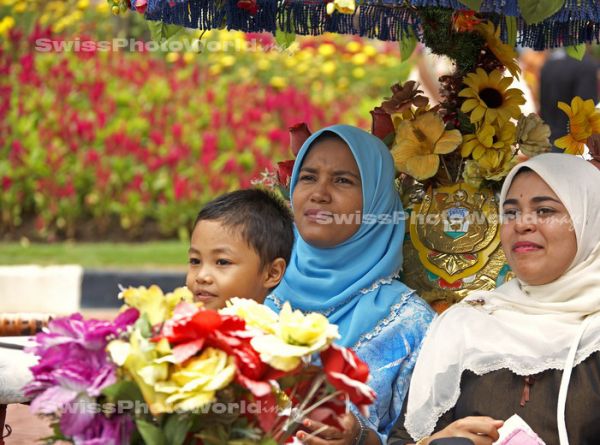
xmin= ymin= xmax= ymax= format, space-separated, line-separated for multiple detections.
xmin=309 ymin=181 xmax=332 ymax=203
xmin=514 ymin=212 xmax=536 ymax=233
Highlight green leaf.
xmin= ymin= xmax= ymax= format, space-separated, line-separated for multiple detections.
xmin=566 ymin=43 xmax=586 ymax=61
xmin=275 ymin=28 xmax=296 ymax=50
xmin=505 ymin=16 xmax=517 ymax=48
xmin=164 ymin=414 xmax=193 ymax=445
xmin=147 ymin=21 xmax=183 ymax=43
xmin=518 ymin=0 xmax=565 ymax=25
xmin=399 ymin=28 xmax=417 ymax=62
xmin=458 ymin=0 xmax=482 ymax=10
xmin=136 ymin=419 xmax=166 ymax=445
xmin=102 ymin=380 xmax=144 ymax=403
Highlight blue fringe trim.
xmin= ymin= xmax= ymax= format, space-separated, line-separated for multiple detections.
xmin=142 ymin=0 xmax=600 ymax=50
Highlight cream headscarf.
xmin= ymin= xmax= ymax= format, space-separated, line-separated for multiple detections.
xmin=405 ymin=154 xmax=600 ymax=442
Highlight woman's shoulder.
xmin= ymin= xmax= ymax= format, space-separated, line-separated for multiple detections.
xmin=354 ymin=286 xmax=435 ymax=351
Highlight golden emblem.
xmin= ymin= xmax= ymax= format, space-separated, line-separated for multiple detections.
xmin=402 ymin=182 xmax=514 ymax=311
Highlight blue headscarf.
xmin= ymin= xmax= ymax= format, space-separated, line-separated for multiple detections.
xmin=266 ymin=125 xmax=412 ymax=347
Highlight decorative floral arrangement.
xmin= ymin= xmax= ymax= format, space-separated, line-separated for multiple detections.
xmin=366 ymin=10 xmax=600 ymax=192
xmin=24 ymin=286 xmax=375 ymax=444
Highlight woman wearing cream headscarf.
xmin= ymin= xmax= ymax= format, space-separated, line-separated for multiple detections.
xmin=388 ymin=153 xmax=600 ymax=445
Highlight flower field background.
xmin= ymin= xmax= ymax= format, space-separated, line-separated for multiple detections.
xmin=0 ymin=0 xmax=412 ymax=242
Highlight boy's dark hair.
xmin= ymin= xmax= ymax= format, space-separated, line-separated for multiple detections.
xmin=194 ymin=188 xmax=294 ymax=268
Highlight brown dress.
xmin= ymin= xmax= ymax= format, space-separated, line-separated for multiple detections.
xmin=388 ymin=351 xmax=600 ymax=445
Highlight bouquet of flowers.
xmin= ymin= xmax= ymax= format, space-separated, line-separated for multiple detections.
xmin=24 ymin=286 xmax=375 ymax=445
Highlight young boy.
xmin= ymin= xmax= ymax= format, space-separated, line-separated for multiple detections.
xmin=186 ymin=188 xmax=294 ymax=310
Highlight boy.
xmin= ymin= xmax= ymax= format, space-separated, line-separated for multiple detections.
xmin=186 ymin=188 xmax=294 ymax=310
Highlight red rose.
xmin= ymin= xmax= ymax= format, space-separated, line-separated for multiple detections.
xmin=277 ymin=159 xmax=295 ymax=188
xmin=370 ymin=106 xmax=395 ymax=142
xmin=289 ymin=122 xmax=312 ymax=156
xmin=320 ymin=344 xmax=376 ymax=407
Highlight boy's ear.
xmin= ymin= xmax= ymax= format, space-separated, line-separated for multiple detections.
xmin=263 ymin=258 xmax=287 ymax=289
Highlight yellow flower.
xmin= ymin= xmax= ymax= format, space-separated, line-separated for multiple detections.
xmin=475 ymin=21 xmax=520 ymax=78
xmin=391 ymin=112 xmax=462 ymax=180
xmin=0 ymin=16 xmax=15 ymax=36
xmin=479 ymin=149 xmax=517 ymax=182
xmin=154 ymin=348 xmax=236 ymax=412
xmin=318 ymin=43 xmax=336 ymax=57
xmin=220 ymin=297 xmax=278 ymax=334
xmin=554 ymin=96 xmax=600 ymax=155
xmin=461 ymin=121 xmax=516 ymax=170
xmin=250 ymin=303 xmax=339 ymax=371
xmin=107 ymin=332 xmax=170 ymax=414
xmin=459 ymin=68 xmax=525 ymax=125
xmin=270 ymin=76 xmax=287 ymax=89
xmin=515 ymin=113 xmax=551 ymax=157
xmin=119 ymin=285 xmax=193 ymax=326
xmin=326 ymin=0 xmax=356 ymax=15
xmin=462 ymin=160 xmax=484 ymax=189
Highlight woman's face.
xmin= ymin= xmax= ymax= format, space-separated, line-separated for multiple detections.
xmin=500 ymin=171 xmax=577 ymax=285
xmin=292 ymin=137 xmax=363 ymax=248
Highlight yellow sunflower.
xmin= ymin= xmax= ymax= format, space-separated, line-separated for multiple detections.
xmin=459 ymin=68 xmax=525 ymax=125
xmin=461 ymin=121 xmax=516 ymax=170
xmin=475 ymin=21 xmax=520 ymax=78
xmin=391 ymin=111 xmax=462 ymax=180
xmin=554 ymin=96 xmax=600 ymax=155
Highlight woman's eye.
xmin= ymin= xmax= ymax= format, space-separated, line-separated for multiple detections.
xmin=335 ymin=177 xmax=353 ymax=184
xmin=216 ymin=259 xmax=232 ymax=266
xmin=189 ymin=258 xmax=200 ymax=265
xmin=299 ymin=174 xmax=315 ymax=182
xmin=502 ymin=209 xmax=518 ymax=219
xmin=537 ymin=207 xmax=556 ymax=216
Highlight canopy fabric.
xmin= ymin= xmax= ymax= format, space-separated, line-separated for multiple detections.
xmin=143 ymin=0 xmax=600 ymax=50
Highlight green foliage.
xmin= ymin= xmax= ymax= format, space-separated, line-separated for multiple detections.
xmin=518 ymin=0 xmax=565 ymax=25
xmin=566 ymin=43 xmax=586 ymax=61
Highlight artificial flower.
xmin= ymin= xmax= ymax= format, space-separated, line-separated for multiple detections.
xmin=320 ymin=344 xmax=376 ymax=409
xmin=221 ymin=297 xmax=278 ymax=334
xmin=515 ymin=113 xmax=551 ymax=157
xmin=459 ymin=68 xmax=525 ymax=125
xmin=370 ymin=106 xmax=395 ymax=141
xmin=326 ymin=0 xmax=356 ymax=15
xmin=461 ymin=121 xmax=516 ymax=170
xmin=554 ymin=96 xmax=600 ymax=155
xmin=119 ymin=285 xmax=193 ymax=326
xmin=154 ymin=347 xmax=237 ymax=412
xmin=289 ymin=122 xmax=312 ymax=156
xmin=452 ymin=10 xmax=482 ymax=32
xmin=277 ymin=160 xmax=295 ymax=189
xmin=480 ymin=149 xmax=517 ymax=182
xmin=381 ymin=81 xmax=429 ymax=116
xmin=462 ymin=159 xmax=484 ymax=189
xmin=391 ymin=111 xmax=462 ymax=180
xmin=475 ymin=21 xmax=520 ymax=78
xmin=251 ymin=303 xmax=339 ymax=371
xmin=134 ymin=0 xmax=147 ymax=14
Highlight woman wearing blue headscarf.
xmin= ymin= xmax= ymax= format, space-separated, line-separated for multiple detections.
xmin=265 ymin=125 xmax=434 ymax=444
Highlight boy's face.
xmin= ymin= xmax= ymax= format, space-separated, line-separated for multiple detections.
xmin=186 ymin=219 xmax=273 ymax=310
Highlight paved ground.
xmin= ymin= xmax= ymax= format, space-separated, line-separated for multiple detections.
xmin=4 ymin=404 xmax=55 ymax=444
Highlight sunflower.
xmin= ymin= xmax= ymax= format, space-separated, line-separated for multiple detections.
xmin=391 ymin=111 xmax=462 ymax=180
xmin=459 ymin=68 xmax=525 ymax=125
xmin=475 ymin=21 xmax=520 ymax=78
xmin=554 ymin=96 xmax=600 ymax=155
xmin=461 ymin=121 xmax=516 ymax=170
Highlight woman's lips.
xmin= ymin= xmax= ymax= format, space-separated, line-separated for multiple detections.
xmin=305 ymin=209 xmax=333 ymax=223
xmin=512 ymin=242 xmax=542 ymax=253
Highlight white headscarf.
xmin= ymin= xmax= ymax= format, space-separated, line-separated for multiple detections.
xmin=405 ymin=154 xmax=600 ymax=441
